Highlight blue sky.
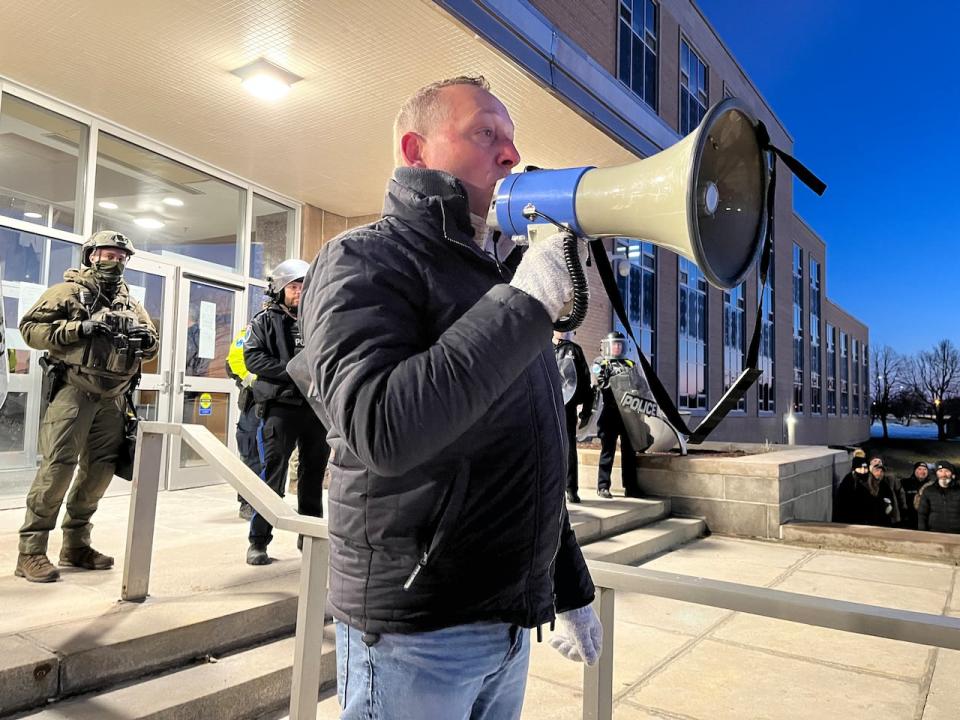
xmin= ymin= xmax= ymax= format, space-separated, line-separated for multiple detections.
xmin=696 ymin=0 xmax=959 ymax=356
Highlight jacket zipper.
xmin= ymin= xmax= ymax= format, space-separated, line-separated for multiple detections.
xmin=538 ymin=353 xmax=568 ymax=604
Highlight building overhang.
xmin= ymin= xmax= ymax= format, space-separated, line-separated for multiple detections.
xmin=0 ymin=0 xmax=656 ymax=218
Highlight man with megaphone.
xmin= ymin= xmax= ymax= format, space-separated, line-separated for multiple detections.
xmin=291 ymin=76 xmax=599 ymax=719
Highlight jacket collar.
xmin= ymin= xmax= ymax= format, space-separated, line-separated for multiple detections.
xmin=383 ymin=168 xmax=480 ymax=251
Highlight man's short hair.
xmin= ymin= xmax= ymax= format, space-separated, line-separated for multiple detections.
xmin=393 ymin=76 xmax=490 ymax=165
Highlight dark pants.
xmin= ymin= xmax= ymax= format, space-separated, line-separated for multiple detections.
xmin=563 ymin=403 xmax=579 ymax=493
xmin=250 ymin=403 xmax=329 ymax=546
xmin=236 ymin=403 xmax=261 ymax=503
xmin=20 ymin=385 xmax=124 ymax=554
xmin=596 ymin=401 xmax=639 ymax=496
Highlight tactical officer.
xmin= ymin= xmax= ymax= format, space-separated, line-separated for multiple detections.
xmin=226 ymin=325 xmax=261 ymax=520
xmin=243 ymin=259 xmax=329 ymax=565
xmin=15 ymin=231 xmax=158 ymax=583
xmin=554 ymin=330 xmax=591 ymax=503
xmin=592 ymin=332 xmax=641 ymax=499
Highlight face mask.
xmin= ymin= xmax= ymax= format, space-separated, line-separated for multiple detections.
xmin=93 ymin=260 xmax=125 ymax=288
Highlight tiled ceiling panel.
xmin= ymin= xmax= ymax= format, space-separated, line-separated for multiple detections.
xmin=0 ymin=0 xmax=637 ymax=216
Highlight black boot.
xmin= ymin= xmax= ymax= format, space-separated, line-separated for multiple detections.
xmin=246 ymin=543 xmax=270 ymax=566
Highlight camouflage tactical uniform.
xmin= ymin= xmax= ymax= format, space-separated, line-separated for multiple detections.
xmin=18 ymin=266 xmax=158 ymax=557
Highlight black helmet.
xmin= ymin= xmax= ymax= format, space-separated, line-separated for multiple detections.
xmin=601 ymin=331 xmax=627 ymax=360
xmin=81 ymin=231 xmax=135 ymax=267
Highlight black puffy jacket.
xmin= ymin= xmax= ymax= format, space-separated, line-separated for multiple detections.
xmin=918 ymin=480 xmax=960 ymax=533
xmin=294 ymin=167 xmax=595 ymax=634
xmin=244 ymin=302 xmax=304 ymax=406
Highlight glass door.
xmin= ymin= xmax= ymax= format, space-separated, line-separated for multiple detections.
xmin=124 ymin=257 xmax=177 ymax=428
xmin=167 ymin=275 xmax=239 ymax=490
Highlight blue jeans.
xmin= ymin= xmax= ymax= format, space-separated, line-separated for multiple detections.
xmin=336 ymin=621 xmax=530 ymax=719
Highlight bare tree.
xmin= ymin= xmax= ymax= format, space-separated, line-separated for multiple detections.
xmin=908 ymin=339 xmax=960 ymax=440
xmin=871 ymin=345 xmax=902 ymax=439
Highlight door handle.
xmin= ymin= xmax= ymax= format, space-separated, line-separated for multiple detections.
xmin=158 ymin=370 xmax=171 ymax=393
xmin=175 ymin=370 xmax=185 ymax=394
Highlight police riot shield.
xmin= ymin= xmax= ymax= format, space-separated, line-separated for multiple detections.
xmin=576 ymin=385 xmax=602 ymax=442
xmin=0 ymin=268 xmax=7 ymax=411
xmin=607 ymin=364 xmax=686 ymax=454
xmin=557 ymin=352 xmax=579 ymax=404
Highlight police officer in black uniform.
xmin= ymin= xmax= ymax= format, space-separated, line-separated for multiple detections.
xmin=593 ymin=332 xmax=641 ymax=499
xmin=243 ymin=259 xmax=329 ymax=565
xmin=554 ymin=331 xmax=591 ymax=503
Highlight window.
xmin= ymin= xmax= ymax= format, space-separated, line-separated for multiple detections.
xmin=792 ymin=245 xmax=804 ymax=413
xmin=250 ymin=194 xmax=296 ymax=278
xmin=613 ymin=239 xmax=656 ymax=363
xmin=93 ymin=132 xmax=245 ymax=272
xmin=852 ymin=339 xmax=860 ymax=415
xmin=809 ymin=258 xmax=822 ymax=415
xmin=723 ymin=282 xmax=746 ymax=411
xmin=247 ymin=284 xmax=267 ymax=325
xmin=862 ymin=344 xmax=870 ymax=415
xmin=758 ymin=250 xmax=775 ymax=413
xmin=680 ymin=39 xmax=708 ymax=135
xmin=0 ymin=93 xmax=88 ymax=234
xmin=826 ymin=325 xmax=836 ymax=415
xmin=617 ymin=0 xmax=658 ymax=110
xmin=678 ymin=257 xmax=707 ymax=410
xmin=840 ymin=332 xmax=849 ymax=415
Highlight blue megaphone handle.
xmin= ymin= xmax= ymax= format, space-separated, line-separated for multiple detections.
xmin=492 ymin=166 xmax=594 ymax=236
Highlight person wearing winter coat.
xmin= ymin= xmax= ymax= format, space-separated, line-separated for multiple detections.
xmin=834 ymin=456 xmax=896 ymax=527
xmin=291 ymin=76 xmax=598 ymax=719
xmin=900 ymin=461 xmax=930 ymax=530
xmin=917 ymin=461 xmax=960 ymax=533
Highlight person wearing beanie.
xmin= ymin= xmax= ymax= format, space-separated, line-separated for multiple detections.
xmin=901 ymin=461 xmax=931 ymax=529
xmin=834 ymin=455 xmax=897 ymax=526
xmin=870 ymin=457 xmax=904 ymax=525
xmin=917 ymin=461 xmax=960 ymax=533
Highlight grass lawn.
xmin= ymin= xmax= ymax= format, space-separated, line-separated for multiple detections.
xmin=859 ymin=436 xmax=960 ymax=479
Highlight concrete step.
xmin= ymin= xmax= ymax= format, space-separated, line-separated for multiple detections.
xmin=581 ymin=517 xmax=706 ymax=565
xmin=781 ymin=521 xmax=960 ymax=564
xmin=567 ymin=496 xmax=670 ymax=545
xmin=18 ymin=629 xmax=337 ymax=720
xmin=1 ymin=574 xmax=301 ymax=716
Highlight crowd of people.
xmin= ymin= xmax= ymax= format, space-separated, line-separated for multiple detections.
xmin=833 ymin=453 xmax=960 ymax=533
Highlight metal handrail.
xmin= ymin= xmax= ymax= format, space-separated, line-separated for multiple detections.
xmin=122 ymin=421 xmax=960 ymax=720
xmin=121 ymin=422 xmax=328 ymax=720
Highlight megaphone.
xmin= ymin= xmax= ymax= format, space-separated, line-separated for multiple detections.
xmin=487 ymin=97 xmax=768 ymax=291
xmin=488 ymin=98 xmax=773 ymax=455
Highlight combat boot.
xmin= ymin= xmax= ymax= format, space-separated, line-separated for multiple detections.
xmin=59 ymin=546 xmax=114 ymax=570
xmin=15 ymin=553 xmax=61 ymax=583
xmin=247 ymin=543 xmax=271 ymax=566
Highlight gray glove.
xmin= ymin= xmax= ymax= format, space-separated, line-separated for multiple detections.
xmin=549 ymin=604 xmax=603 ymax=665
xmin=510 ymin=232 xmax=586 ymax=322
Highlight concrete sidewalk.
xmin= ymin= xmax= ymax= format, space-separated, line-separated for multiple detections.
xmin=308 ymin=537 xmax=959 ymax=719
xmin=3 ymin=484 xmax=960 ymax=719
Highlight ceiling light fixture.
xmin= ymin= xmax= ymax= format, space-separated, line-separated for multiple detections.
xmin=134 ymin=217 xmax=165 ymax=230
xmin=230 ymin=58 xmax=302 ymax=101
xmin=23 ymin=211 xmax=43 ymax=219
xmin=99 ymin=201 xmax=119 ymax=210
xmin=163 ymin=197 xmax=184 ymax=207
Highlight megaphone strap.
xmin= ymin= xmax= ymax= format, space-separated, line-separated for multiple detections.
xmin=755 ymin=120 xmax=827 ymax=197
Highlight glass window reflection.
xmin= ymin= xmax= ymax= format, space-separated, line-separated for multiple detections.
xmin=93 ymin=133 xmax=243 ymax=272
xmin=0 ymin=94 xmax=86 ymax=233
xmin=250 ymin=195 xmax=294 ymax=279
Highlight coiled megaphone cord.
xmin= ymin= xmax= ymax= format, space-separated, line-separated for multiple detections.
xmin=554 ymin=232 xmax=589 ymax=332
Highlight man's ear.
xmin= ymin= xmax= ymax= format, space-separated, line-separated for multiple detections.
xmin=400 ymin=131 xmax=428 ymax=168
